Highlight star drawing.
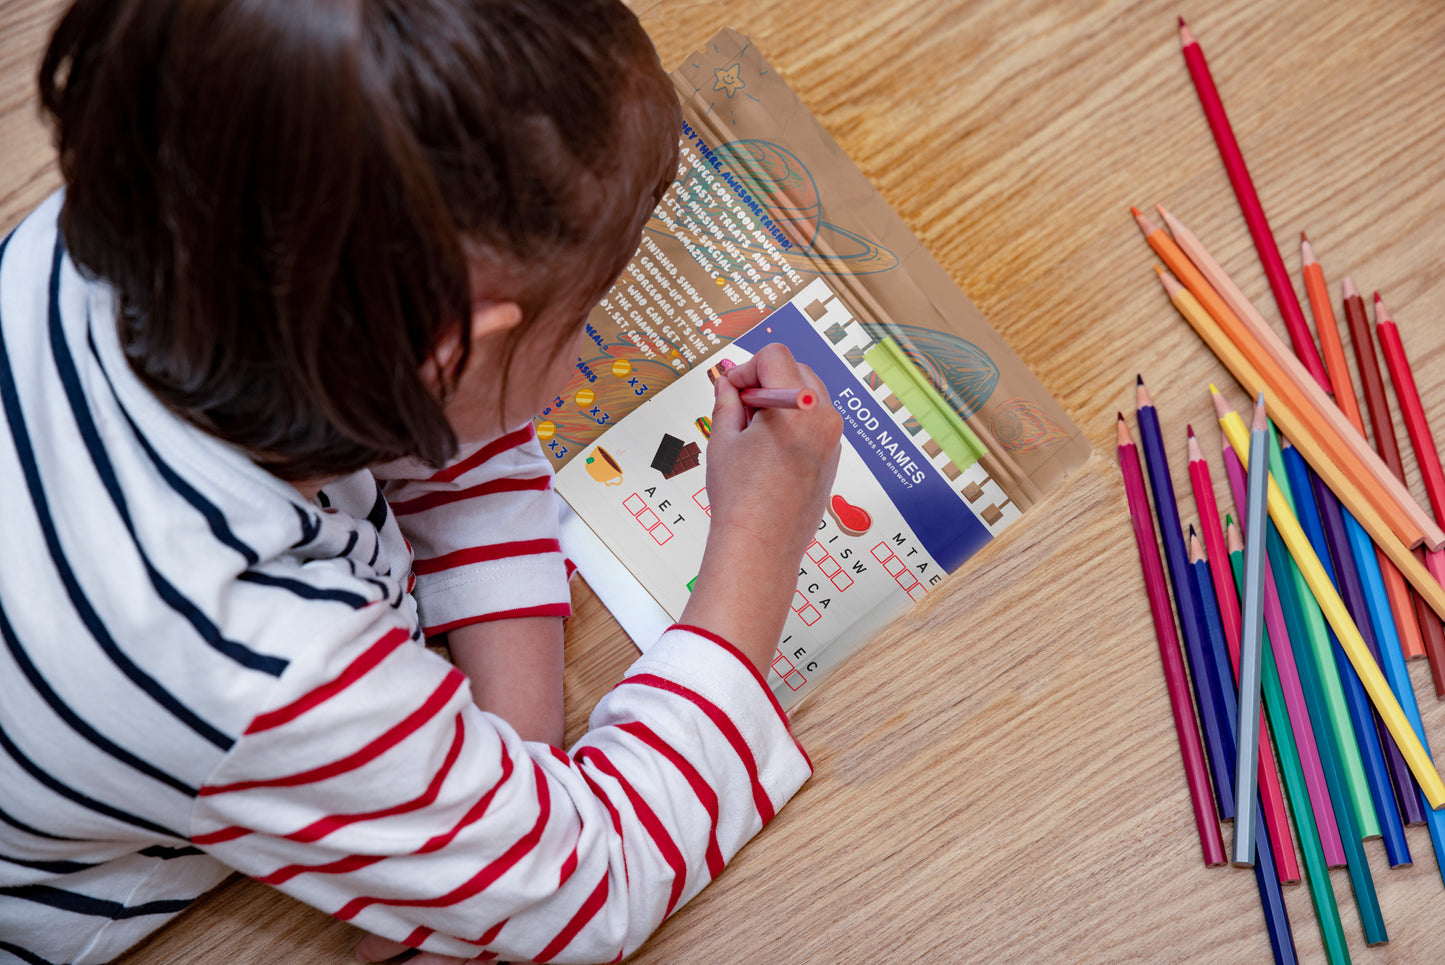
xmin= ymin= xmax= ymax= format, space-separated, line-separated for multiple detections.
xmin=713 ymin=64 xmax=745 ymax=98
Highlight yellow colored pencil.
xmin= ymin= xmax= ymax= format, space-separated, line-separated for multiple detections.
xmin=1212 ymin=393 xmax=1445 ymax=809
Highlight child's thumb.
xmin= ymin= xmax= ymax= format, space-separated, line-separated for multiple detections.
xmin=710 ymin=371 xmax=748 ymax=435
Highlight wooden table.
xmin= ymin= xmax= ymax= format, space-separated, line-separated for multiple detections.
xmin=5 ymin=1 xmax=1445 ymax=961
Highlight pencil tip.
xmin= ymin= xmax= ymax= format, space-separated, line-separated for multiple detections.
xmin=1225 ymin=512 xmax=1233 ymax=526
xmin=1187 ymin=423 xmax=1195 ymax=438
xmin=1374 ymin=292 xmax=1395 ymax=325
xmin=1136 ymin=374 xmax=1144 ymax=386
xmin=1300 ymin=230 xmax=1308 ymax=243
xmin=1131 ymin=206 xmax=1159 ymax=236
xmin=1252 ymin=397 xmax=1268 ymax=432
xmin=1343 ymin=276 xmax=1360 ymax=299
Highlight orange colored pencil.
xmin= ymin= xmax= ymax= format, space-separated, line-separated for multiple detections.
xmin=1137 ymin=206 xmax=1442 ymax=553
xmin=1301 ymin=236 xmax=1428 ymax=663
xmin=1148 ymin=259 xmax=1445 ymax=625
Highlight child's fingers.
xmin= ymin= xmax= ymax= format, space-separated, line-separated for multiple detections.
xmin=710 ymin=367 xmax=748 ymax=435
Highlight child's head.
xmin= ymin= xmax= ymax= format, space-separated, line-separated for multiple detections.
xmin=40 ymin=0 xmax=679 ymax=479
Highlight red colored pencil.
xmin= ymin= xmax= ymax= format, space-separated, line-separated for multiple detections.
xmin=1375 ymin=294 xmax=1445 ymax=524
xmin=1345 ymin=279 xmax=1445 ymax=695
xmin=1302 ymin=238 xmax=1428 ymax=663
xmin=1119 ymin=415 xmax=1227 ymax=866
xmin=1187 ymin=428 xmax=1299 ymax=882
xmin=1177 ymin=19 xmax=1329 ymax=392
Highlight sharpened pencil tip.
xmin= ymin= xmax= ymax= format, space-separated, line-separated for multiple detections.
xmin=1343 ymin=276 xmax=1360 ymax=300
xmin=1179 ymin=18 xmax=1197 ymax=46
xmin=1186 ymin=424 xmax=1195 ymax=438
xmin=1136 ymin=374 xmax=1143 ymax=386
xmin=1251 ymin=397 xmax=1268 ymax=433
xmin=1375 ymin=293 xmax=1396 ymax=326
xmin=1188 ymin=529 xmax=1204 ymax=562
xmin=1131 ymin=206 xmax=1159 ymax=236
xmin=1211 ymin=388 xmax=1230 ymax=420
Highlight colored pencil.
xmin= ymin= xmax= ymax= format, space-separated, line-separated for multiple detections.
xmin=1138 ymin=378 xmax=1235 ymax=819
xmin=1176 ymin=19 xmax=1329 ymax=392
xmin=1148 ymin=205 xmax=1442 ymax=553
xmin=1302 ymin=236 xmax=1429 ymax=664
xmin=1373 ymin=292 xmax=1445 ymax=690
xmin=1301 ymin=443 xmax=1425 ymax=832
xmin=1234 ymin=433 xmax=1387 ymax=940
xmin=1188 ymin=539 xmax=1298 ymax=965
xmin=1118 ymin=415 xmax=1226 ymax=866
xmin=1264 ymin=505 xmax=1387 ymax=947
xmin=1263 ymin=424 xmax=1380 ymax=840
xmin=1329 ymin=448 xmax=1445 ymax=882
xmin=1147 ymin=260 xmax=1445 ymax=622
xmin=1187 ymin=429 xmax=1297 ymax=880
xmin=1228 ymin=520 xmax=1350 ymax=965
xmin=1215 ymin=393 xmax=1445 ymax=809
xmin=1344 ymin=281 xmax=1445 ymax=693
xmin=1299 ymin=236 xmax=1358 ymax=423
xmin=1232 ymin=399 xmax=1269 ymax=866
xmin=739 ymin=387 xmax=818 ymax=410
xmin=1284 ymin=441 xmax=1415 ymax=865
xmin=1223 ymin=445 xmax=1347 ymax=868
xmin=1374 ymin=293 xmax=1445 ymax=521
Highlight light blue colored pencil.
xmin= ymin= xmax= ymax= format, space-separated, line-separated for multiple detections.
xmin=1234 ymin=396 xmax=1270 ymax=866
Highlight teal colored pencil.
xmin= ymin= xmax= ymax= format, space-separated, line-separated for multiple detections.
xmin=1229 ymin=523 xmax=1350 ymax=965
xmin=1233 ymin=397 xmax=1270 ymax=866
xmin=1259 ymin=417 xmax=1379 ymax=840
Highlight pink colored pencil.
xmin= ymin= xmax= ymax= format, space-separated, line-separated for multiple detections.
xmin=1177 ymin=19 xmax=1330 ymax=392
xmin=1187 ymin=427 xmax=1299 ymax=882
xmin=1119 ymin=415 xmax=1226 ymax=866
xmin=739 ymin=387 xmax=817 ymax=410
xmin=1223 ymin=439 xmax=1347 ymax=866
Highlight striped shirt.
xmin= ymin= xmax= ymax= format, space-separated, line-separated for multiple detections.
xmin=0 ymin=194 xmax=811 ymax=964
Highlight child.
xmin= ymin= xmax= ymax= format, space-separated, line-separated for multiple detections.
xmin=0 ymin=0 xmax=842 ymax=962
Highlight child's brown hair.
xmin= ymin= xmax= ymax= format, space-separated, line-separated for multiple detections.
xmin=39 ymin=0 xmax=680 ymax=479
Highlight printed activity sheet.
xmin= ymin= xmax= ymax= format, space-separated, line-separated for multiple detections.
xmin=556 ymin=279 xmax=1019 ymax=707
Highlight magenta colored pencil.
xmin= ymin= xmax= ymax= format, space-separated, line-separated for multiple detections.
xmin=1223 ymin=440 xmax=1348 ymax=866
xmin=1119 ymin=416 xmax=1227 ymax=866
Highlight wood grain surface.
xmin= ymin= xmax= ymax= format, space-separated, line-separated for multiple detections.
xmin=5 ymin=1 xmax=1445 ymax=962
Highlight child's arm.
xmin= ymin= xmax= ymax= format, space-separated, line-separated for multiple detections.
xmin=680 ymin=344 xmax=842 ymax=673
xmin=447 ymin=616 xmax=564 ymax=745
xmin=196 ymin=344 xmax=839 ymax=963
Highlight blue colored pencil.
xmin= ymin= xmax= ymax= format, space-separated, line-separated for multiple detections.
xmin=1302 ymin=446 xmax=1424 ymax=829
xmin=1280 ymin=438 xmax=1411 ymax=868
xmin=1190 ymin=532 xmax=1297 ymax=965
xmin=1137 ymin=376 xmax=1235 ymax=820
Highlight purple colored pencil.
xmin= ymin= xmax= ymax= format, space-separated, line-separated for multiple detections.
xmin=1138 ymin=378 xmax=1236 ymax=820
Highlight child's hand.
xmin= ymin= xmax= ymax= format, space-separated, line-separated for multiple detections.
xmin=680 ymin=343 xmax=842 ymax=674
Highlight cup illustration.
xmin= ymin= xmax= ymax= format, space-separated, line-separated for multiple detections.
xmin=584 ymin=447 xmax=624 ymax=486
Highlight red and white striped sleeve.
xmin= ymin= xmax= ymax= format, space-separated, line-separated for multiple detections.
xmin=191 ymin=615 xmax=811 ymax=963
xmin=374 ymin=426 xmax=573 ymax=636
